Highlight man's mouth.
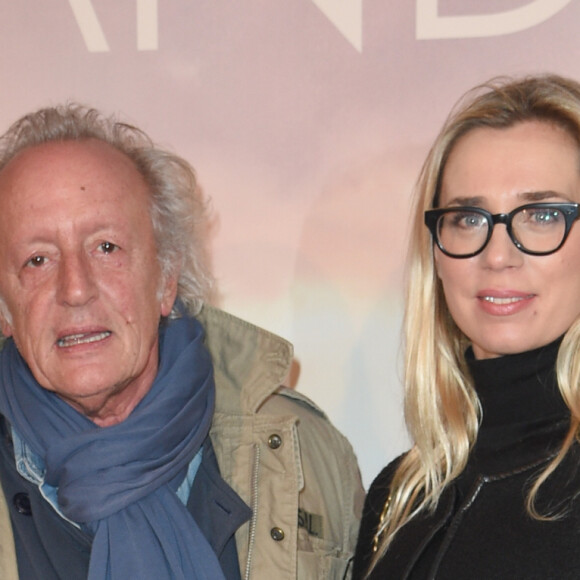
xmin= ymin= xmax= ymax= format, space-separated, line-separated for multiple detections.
xmin=57 ymin=331 xmax=112 ymax=348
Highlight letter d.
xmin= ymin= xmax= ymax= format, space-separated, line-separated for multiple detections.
xmin=417 ymin=0 xmax=573 ymax=39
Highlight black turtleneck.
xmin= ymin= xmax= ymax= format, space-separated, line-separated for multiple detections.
xmin=467 ymin=336 xmax=568 ymax=439
xmin=355 ymin=338 xmax=576 ymax=580
xmin=460 ymin=337 xmax=569 ymax=475
xmin=409 ymin=337 xmax=572 ymax=580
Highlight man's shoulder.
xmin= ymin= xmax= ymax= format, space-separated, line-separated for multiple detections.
xmin=196 ymin=304 xmax=293 ymax=361
xmin=260 ymin=386 xmax=362 ymax=487
xmin=263 ymin=386 xmax=328 ymax=419
xmin=197 ymin=305 xmax=294 ymax=414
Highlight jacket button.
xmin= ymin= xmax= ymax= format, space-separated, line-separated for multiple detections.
xmin=268 ymin=434 xmax=282 ymax=449
xmin=270 ymin=527 xmax=285 ymax=541
xmin=13 ymin=493 xmax=32 ymax=516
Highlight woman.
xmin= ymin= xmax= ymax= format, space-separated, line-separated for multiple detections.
xmin=354 ymin=74 xmax=580 ymax=579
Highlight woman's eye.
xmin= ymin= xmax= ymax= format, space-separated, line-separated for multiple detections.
xmin=450 ymin=212 xmax=485 ymax=229
xmin=532 ymin=210 xmax=561 ymax=224
xmin=99 ymin=241 xmax=118 ymax=254
xmin=463 ymin=215 xmax=483 ymax=227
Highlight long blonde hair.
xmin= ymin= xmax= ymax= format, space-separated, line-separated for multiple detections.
xmin=369 ymin=74 xmax=580 ymax=573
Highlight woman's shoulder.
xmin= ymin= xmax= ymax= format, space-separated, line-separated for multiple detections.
xmin=366 ymin=453 xmax=406 ymax=511
xmin=353 ymin=453 xmax=408 ymax=579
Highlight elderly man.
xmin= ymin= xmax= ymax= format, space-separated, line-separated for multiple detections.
xmin=0 ymin=105 xmax=364 ymax=580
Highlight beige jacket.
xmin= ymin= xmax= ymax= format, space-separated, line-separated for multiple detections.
xmin=0 ymin=305 xmax=364 ymax=579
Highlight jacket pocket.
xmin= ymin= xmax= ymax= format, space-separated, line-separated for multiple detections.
xmin=297 ymin=531 xmax=353 ymax=579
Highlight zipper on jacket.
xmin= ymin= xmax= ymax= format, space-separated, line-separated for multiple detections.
xmin=244 ymin=443 xmax=261 ymax=580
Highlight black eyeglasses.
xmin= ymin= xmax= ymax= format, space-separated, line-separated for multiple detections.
xmin=424 ymin=202 xmax=580 ymax=258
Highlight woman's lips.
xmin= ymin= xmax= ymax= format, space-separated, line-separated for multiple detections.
xmin=480 ymin=295 xmax=529 ymax=304
xmin=477 ymin=291 xmax=535 ymax=314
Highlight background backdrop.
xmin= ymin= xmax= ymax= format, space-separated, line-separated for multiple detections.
xmin=1 ymin=0 xmax=578 ymax=486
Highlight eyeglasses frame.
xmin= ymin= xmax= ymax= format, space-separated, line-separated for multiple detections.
xmin=424 ymin=202 xmax=580 ymax=259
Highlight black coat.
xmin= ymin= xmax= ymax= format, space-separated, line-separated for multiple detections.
xmin=354 ymin=418 xmax=580 ymax=580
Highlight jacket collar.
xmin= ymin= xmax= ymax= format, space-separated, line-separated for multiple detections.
xmin=196 ymin=305 xmax=293 ymax=414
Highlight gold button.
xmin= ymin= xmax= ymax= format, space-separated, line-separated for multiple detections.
xmin=270 ymin=527 xmax=285 ymax=541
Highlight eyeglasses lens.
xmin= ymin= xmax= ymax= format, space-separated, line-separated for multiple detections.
xmin=437 ymin=210 xmax=488 ymax=256
xmin=511 ymin=206 xmax=566 ymax=254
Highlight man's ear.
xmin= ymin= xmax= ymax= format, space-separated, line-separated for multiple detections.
xmin=160 ymin=273 xmax=179 ymax=317
xmin=0 ymin=321 xmax=12 ymax=337
xmin=0 ymin=298 xmax=13 ymax=337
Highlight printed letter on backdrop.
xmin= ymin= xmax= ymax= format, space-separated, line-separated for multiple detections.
xmin=137 ymin=0 xmax=158 ymax=51
xmin=68 ymin=0 xmax=158 ymax=52
xmin=416 ymin=0 xmax=573 ymax=40
xmin=310 ymin=0 xmax=363 ymax=52
xmin=68 ymin=0 xmax=109 ymax=52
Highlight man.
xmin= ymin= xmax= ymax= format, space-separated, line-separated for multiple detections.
xmin=0 ymin=104 xmax=364 ymax=579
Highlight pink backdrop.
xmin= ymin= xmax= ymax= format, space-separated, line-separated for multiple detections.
xmin=1 ymin=0 xmax=578 ymax=485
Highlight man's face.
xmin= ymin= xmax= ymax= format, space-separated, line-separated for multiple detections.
xmin=0 ymin=139 xmax=177 ymax=425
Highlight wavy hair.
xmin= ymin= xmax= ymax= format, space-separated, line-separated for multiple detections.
xmin=0 ymin=103 xmax=213 ymax=317
xmin=368 ymin=74 xmax=580 ymax=574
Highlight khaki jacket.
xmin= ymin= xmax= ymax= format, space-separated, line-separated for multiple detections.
xmin=0 ymin=305 xmax=364 ymax=579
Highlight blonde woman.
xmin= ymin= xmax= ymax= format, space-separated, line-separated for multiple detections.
xmin=354 ymin=74 xmax=580 ymax=579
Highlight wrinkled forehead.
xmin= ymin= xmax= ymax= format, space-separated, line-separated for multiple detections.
xmin=0 ymin=139 xmax=151 ymax=210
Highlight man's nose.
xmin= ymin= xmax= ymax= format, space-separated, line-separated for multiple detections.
xmin=57 ymin=252 xmax=98 ymax=306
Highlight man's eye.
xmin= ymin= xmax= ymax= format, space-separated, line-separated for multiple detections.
xmin=99 ymin=242 xmax=119 ymax=254
xmin=25 ymin=255 xmax=47 ymax=268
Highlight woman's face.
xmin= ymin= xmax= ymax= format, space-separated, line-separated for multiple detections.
xmin=435 ymin=120 xmax=580 ymax=359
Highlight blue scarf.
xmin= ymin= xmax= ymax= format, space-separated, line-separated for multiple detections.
xmin=0 ymin=315 xmax=226 ymax=580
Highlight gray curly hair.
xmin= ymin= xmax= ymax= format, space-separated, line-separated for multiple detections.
xmin=0 ymin=103 xmax=214 ymax=317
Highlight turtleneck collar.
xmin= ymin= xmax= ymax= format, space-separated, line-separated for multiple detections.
xmin=466 ymin=337 xmax=569 ymax=442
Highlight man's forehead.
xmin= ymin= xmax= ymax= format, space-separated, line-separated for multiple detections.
xmin=3 ymin=138 xmax=127 ymax=171
xmin=0 ymin=139 xmax=148 ymax=198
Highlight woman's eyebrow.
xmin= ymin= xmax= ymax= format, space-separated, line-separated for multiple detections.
xmin=442 ymin=195 xmax=485 ymax=207
xmin=518 ymin=189 xmax=568 ymax=202
xmin=443 ymin=190 xmax=569 ymax=207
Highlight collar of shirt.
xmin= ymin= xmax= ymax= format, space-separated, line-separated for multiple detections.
xmin=10 ymin=426 xmax=202 ymax=528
